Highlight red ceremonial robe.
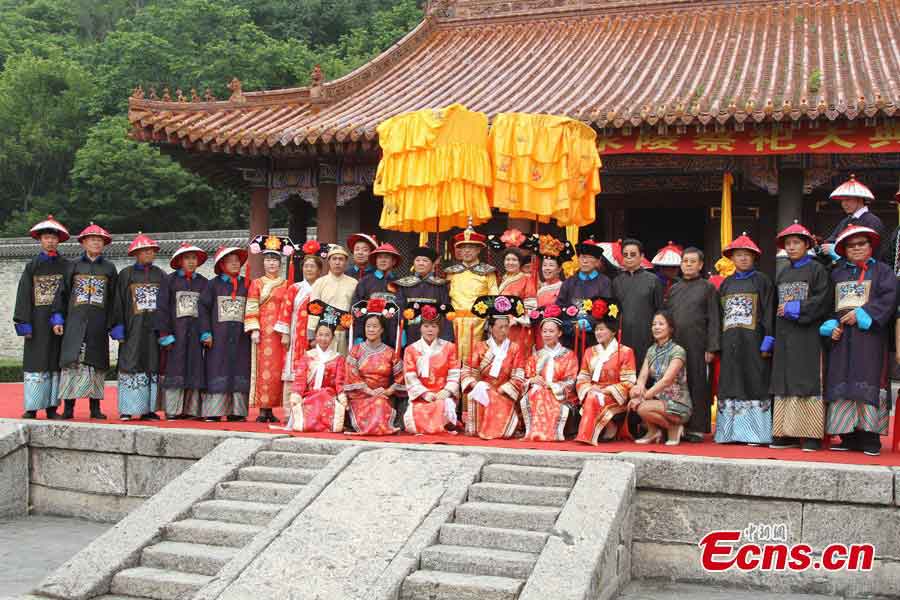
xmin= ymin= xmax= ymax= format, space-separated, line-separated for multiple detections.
xmin=520 ymin=344 xmax=579 ymax=441
xmin=275 ymin=280 xmax=313 ymax=386
xmin=575 ymin=341 xmax=637 ymax=444
xmin=460 ymin=338 xmax=525 ymax=439
xmin=245 ymin=275 xmax=289 ymax=408
xmin=403 ymin=338 xmax=461 ymax=434
xmin=344 ymin=342 xmax=403 ymax=435
xmin=290 ymin=347 xmax=346 ymax=432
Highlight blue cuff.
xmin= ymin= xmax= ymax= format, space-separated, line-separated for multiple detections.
xmin=827 ymin=246 xmax=840 ymax=263
xmin=820 ymin=319 xmax=839 ymax=337
xmin=200 ymin=332 xmax=212 ymax=342
xmin=14 ymin=323 xmax=32 ymax=336
xmin=50 ymin=313 xmax=64 ymax=327
xmin=784 ymin=300 xmax=800 ymax=321
xmin=354 ymin=337 xmax=364 ymax=346
xmin=855 ymin=307 xmax=873 ymax=331
xmin=401 ymin=330 xmax=407 ymax=347
xmin=159 ymin=335 xmax=176 ymax=347
xmin=576 ymin=318 xmax=593 ymax=332
xmin=109 ymin=324 xmax=125 ymax=341
xmin=759 ymin=336 xmax=775 ymax=353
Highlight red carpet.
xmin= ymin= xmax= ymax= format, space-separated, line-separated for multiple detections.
xmin=3 ymin=383 xmax=897 ymax=466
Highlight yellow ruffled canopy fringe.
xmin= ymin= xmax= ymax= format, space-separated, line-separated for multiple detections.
xmin=375 ymin=104 xmax=493 ymax=232
xmin=489 ymin=113 xmax=601 ymax=227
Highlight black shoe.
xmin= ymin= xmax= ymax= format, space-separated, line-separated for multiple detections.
xmin=143 ymin=412 xmax=161 ymax=421
xmin=255 ymin=414 xmax=268 ymax=423
xmin=683 ymin=431 xmax=705 ymax=443
xmin=120 ymin=414 xmax=132 ymax=421
xmin=21 ymin=410 xmax=37 ymax=419
xmin=227 ymin=415 xmax=247 ymax=422
xmin=830 ymin=433 xmax=857 ymax=451
xmin=45 ymin=406 xmax=62 ymax=420
xmin=801 ymin=438 xmax=821 ymax=452
xmin=89 ymin=398 xmax=107 ymax=420
xmin=165 ymin=414 xmax=180 ymax=420
xmin=769 ymin=437 xmax=799 ymax=449
xmin=203 ymin=416 xmax=220 ymax=422
xmin=61 ymin=399 xmax=75 ymax=420
xmin=860 ymin=432 xmax=882 ymax=457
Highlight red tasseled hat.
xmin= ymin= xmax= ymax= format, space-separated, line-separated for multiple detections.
xmin=830 ymin=174 xmax=875 ymax=203
xmin=776 ymin=221 xmax=815 ymax=249
xmin=651 ymin=241 xmax=683 ymax=267
xmin=170 ymin=242 xmax=208 ymax=270
xmin=30 ymin=215 xmax=70 ymax=242
xmin=368 ymin=242 xmax=403 ymax=266
xmin=213 ymin=246 xmax=249 ymax=275
xmin=723 ymin=232 xmax=761 ymax=257
xmin=835 ymin=224 xmax=881 ymax=257
xmin=77 ymin=222 xmax=112 ymax=245
xmin=127 ymin=232 xmax=160 ymax=256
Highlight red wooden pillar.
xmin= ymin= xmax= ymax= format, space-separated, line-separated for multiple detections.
xmin=249 ymin=187 xmax=270 ymax=279
xmin=317 ymin=183 xmax=338 ymax=243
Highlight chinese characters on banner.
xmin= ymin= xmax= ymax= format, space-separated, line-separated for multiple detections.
xmin=596 ymin=122 xmax=900 ymax=155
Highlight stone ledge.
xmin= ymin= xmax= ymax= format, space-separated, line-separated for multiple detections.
xmin=26 ymin=422 xmax=136 ymax=454
xmin=31 ymin=448 xmax=127 ymax=496
xmin=36 ymin=437 xmax=266 ymax=600
xmin=30 ymin=484 xmax=144 ymax=523
xmin=126 ymin=456 xmax=196 ymax=498
xmin=616 ymin=452 xmax=894 ymax=505
xmin=802 ymin=503 xmax=900 ymax=560
xmin=0 ymin=446 xmax=28 ymax=518
xmin=0 ymin=422 xmax=28 ymax=458
xmin=894 ymin=468 xmax=899 ymax=507
xmin=634 ymin=490 xmax=803 ymax=545
xmin=519 ymin=460 xmax=635 ymax=600
xmin=133 ymin=428 xmax=284 ymax=459
xmin=632 ymin=541 xmax=900 ymax=598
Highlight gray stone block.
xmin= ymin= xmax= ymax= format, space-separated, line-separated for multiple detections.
xmin=0 ymin=446 xmax=28 ymax=518
xmin=214 ymin=480 xmax=304 ymax=505
xmin=134 ymin=428 xmax=280 ymax=459
xmin=400 ymin=570 xmax=523 ymax=600
xmin=126 ymin=456 xmax=195 ymax=498
xmin=31 ymin=447 xmax=127 ymax=495
xmin=895 ymin=468 xmax=900 ymax=507
xmin=110 ymin=566 xmax=211 ymax=600
xmin=439 ymin=523 xmax=548 ymax=554
xmin=216 ymin=448 xmax=472 ymax=600
xmin=191 ymin=499 xmax=281 ymax=526
xmin=237 ymin=465 xmax=317 ymax=484
xmin=269 ymin=436 xmax=353 ymax=454
xmin=481 ymin=463 xmax=579 ymax=487
xmin=618 ymin=452 xmax=894 ymax=505
xmin=37 ymin=437 xmax=265 ymax=600
xmin=420 ymin=544 xmax=537 ymax=579
xmin=27 ymin=421 xmax=135 ymax=454
xmin=454 ymin=501 xmax=560 ymax=532
xmin=631 ymin=541 xmax=900 ymax=598
xmin=519 ymin=460 xmax=635 ymax=600
xmin=164 ymin=519 xmax=263 ymax=549
xmin=29 ymin=484 xmax=144 ymax=522
xmin=634 ymin=490 xmax=803 ymax=545
xmin=254 ymin=450 xmax=332 ymax=469
xmin=802 ymin=503 xmax=900 ymax=560
xmin=141 ymin=541 xmax=238 ymax=576
xmin=0 ymin=422 xmax=28 ymax=458
xmin=468 ymin=482 xmax=569 ymax=507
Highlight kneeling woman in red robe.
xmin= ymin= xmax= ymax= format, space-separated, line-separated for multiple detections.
xmin=461 ymin=295 xmax=527 ymax=439
xmin=520 ymin=305 xmax=579 ymax=441
xmin=288 ymin=301 xmax=350 ymax=432
xmin=402 ymin=301 xmax=461 ymax=434
xmin=345 ymin=298 xmax=403 ymax=435
xmin=574 ymin=297 xmax=637 ymax=444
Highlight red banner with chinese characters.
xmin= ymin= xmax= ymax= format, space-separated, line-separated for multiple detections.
xmin=597 ymin=122 xmax=900 ymax=155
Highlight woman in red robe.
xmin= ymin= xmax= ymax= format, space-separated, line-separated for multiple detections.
xmin=276 ymin=241 xmax=325 ymax=411
xmin=462 ymin=295 xmax=527 ymax=439
xmin=345 ymin=298 xmax=403 ymax=435
xmin=574 ymin=297 xmax=637 ymax=444
xmin=497 ymin=248 xmax=537 ymax=354
xmin=288 ymin=301 xmax=350 ymax=432
xmin=402 ymin=301 xmax=461 ymax=435
xmin=520 ymin=305 xmax=579 ymax=441
xmin=533 ymin=235 xmax=574 ymax=349
xmin=245 ymin=235 xmax=295 ymax=423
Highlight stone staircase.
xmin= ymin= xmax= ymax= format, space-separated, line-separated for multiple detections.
xmin=95 ymin=447 xmax=337 ymax=600
xmin=400 ymin=462 xmax=580 ymax=600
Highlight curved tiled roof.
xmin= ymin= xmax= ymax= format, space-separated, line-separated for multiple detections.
xmin=128 ymin=0 xmax=900 ymax=155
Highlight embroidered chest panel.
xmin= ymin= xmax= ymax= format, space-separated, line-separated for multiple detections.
xmin=130 ymin=283 xmax=160 ymax=314
xmin=835 ymin=280 xmax=870 ymax=312
xmin=722 ymin=293 xmax=758 ymax=331
xmin=33 ymin=274 xmax=63 ymax=307
xmin=217 ymin=296 xmax=247 ymax=323
xmin=777 ymin=281 xmax=809 ymax=305
xmin=72 ymin=274 xmax=108 ymax=307
xmin=175 ymin=291 xmax=200 ymax=318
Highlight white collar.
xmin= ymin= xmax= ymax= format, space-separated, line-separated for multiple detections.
xmin=591 ymin=339 xmax=619 ymax=382
xmin=486 ymin=336 xmax=511 ymax=378
xmin=852 ymin=205 xmax=869 ymax=219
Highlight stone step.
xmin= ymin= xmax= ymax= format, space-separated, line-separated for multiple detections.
xmin=238 ymin=465 xmax=318 ymax=485
xmin=454 ymin=501 xmax=559 ymax=532
xmin=164 ymin=519 xmax=263 ymax=548
xmin=420 ymin=544 xmax=537 ymax=579
xmin=400 ymin=570 xmax=523 ymax=600
xmin=481 ymin=463 xmax=579 ymax=487
xmin=439 ymin=523 xmax=549 ymax=554
xmin=270 ymin=437 xmax=346 ymax=454
xmin=92 ymin=596 xmax=155 ymax=600
xmin=254 ymin=450 xmax=331 ymax=470
xmin=191 ymin=499 xmax=282 ymax=526
xmin=215 ymin=480 xmax=304 ymax=505
xmin=142 ymin=541 xmax=239 ymax=576
xmin=468 ymin=482 xmax=569 ymax=507
xmin=110 ymin=567 xmax=211 ymax=600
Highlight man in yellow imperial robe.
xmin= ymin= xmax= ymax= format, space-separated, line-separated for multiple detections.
xmin=445 ymin=225 xmax=498 ymax=363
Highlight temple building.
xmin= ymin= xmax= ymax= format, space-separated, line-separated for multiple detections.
xmin=128 ymin=0 xmax=900 ymax=275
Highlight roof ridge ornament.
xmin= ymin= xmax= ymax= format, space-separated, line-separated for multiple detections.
xmin=228 ymin=77 xmax=246 ymax=104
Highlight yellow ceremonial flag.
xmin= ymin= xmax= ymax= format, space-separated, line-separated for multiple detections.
xmin=720 ymin=172 xmax=734 ymax=250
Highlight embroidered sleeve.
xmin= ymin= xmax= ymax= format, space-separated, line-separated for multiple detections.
xmin=244 ymin=279 xmax=261 ymax=332
xmin=443 ymin=343 xmax=461 ymax=397
xmin=403 ymin=346 xmax=427 ymax=401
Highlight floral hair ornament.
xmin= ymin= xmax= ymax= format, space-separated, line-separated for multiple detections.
xmin=351 ymin=297 xmax=400 ymax=320
xmin=470 ymin=295 xmax=526 ymax=319
xmin=487 ymin=228 xmax=527 ymax=251
xmin=530 ymin=303 xmax=564 ymax=326
xmin=406 ymin=300 xmax=455 ymax=323
xmin=306 ymin=300 xmax=350 ymax=331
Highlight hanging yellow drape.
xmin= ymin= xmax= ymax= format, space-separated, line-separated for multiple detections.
xmin=715 ymin=172 xmax=736 ymax=278
xmin=488 ymin=113 xmax=601 ymax=227
xmin=375 ymin=104 xmax=493 ymax=232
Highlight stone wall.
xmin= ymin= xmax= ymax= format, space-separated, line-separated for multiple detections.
xmin=0 ymin=422 xmax=28 ymax=518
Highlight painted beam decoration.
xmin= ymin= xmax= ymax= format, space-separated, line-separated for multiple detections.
xmin=597 ymin=123 xmax=900 ymax=156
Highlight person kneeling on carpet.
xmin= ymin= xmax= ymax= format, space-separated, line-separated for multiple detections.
xmin=628 ymin=310 xmax=691 ymax=446
xmin=288 ymin=301 xmax=349 ymax=432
